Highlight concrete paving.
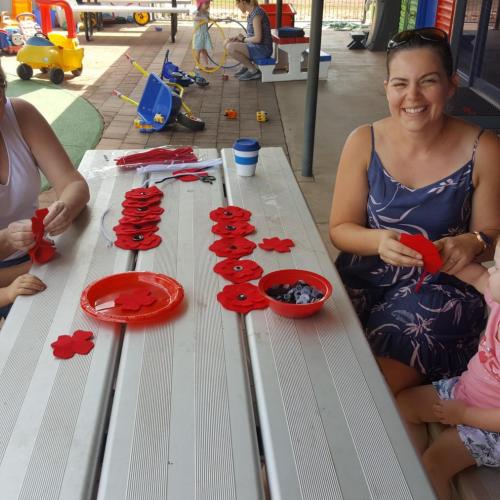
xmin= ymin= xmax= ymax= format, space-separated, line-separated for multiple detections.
xmin=2 ymin=20 xmax=390 ymax=263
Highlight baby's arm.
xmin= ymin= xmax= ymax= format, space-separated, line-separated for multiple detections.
xmin=434 ymin=400 xmax=500 ymax=433
xmin=0 ymin=274 xmax=46 ymax=307
xmin=454 ymin=262 xmax=489 ymax=294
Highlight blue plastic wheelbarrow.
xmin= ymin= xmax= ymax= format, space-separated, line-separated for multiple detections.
xmin=113 ymin=55 xmax=205 ymax=133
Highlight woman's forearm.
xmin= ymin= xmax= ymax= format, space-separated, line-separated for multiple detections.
xmin=330 ymin=223 xmax=390 ymax=256
xmin=0 ymin=228 xmax=16 ymax=260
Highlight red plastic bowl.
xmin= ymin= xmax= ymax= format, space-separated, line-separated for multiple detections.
xmin=81 ymin=271 xmax=184 ymax=324
xmin=258 ymin=269 xmax=332 ymax=319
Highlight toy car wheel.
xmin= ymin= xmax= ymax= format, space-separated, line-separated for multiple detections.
xmin=133 ymin=12 xmax=150 ymax=25
xmin=176 ymin=113 xmax=205 ymax=132
xmin=17 ymin=64 xmax=33 ymax=80
xmin=49 ymin=67 xmax=65 ymax=85
xmin=71 ymin=67 xmax=83 ymax=77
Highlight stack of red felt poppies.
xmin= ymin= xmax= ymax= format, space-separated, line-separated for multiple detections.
xmin=113 ymin=186 xmax=164 ymax=250
xmin=209 ymin=205 xmax=296 ymax=314
xmin=114 ymin=146 xmax=198 ymax=167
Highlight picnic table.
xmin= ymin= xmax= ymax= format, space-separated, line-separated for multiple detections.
xmin=0 ymin=147 xmax=437 ymax=499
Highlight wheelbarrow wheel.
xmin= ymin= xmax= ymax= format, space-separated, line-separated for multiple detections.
xmin=49 ymin=67 xmax=65 ymax=85
xmin=177 ymin=112 xmax=205 ymax=132
xmin=133 ymin=12 xmax=150 ymax=25
xmin=17 ymin=64 xmax=33 ymax=80
xmin=71 ymin=67 xmax=83 ymax=77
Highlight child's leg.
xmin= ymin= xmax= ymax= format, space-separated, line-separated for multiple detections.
xmin=422 ymin=427 xmax=476 ymax=500
xmin=200 ymin=49 xmax=209 ymax=67
xmin=397 ymin=385 xmax=440 ymax=453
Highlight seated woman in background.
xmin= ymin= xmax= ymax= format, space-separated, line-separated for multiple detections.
xmin=329 ymin=28 xmax=500 ymax=395
xmin=224 ymin=0 xmax=273 ymax=81
xmin=0 ymin=62 xmax=90 ymax=318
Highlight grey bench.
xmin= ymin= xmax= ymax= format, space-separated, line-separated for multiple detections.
xmin=221 ymin=146 xmax=436 ymax=499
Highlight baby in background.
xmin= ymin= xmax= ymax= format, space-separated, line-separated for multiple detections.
xmin=397 ymin=239 xmax=500 ymax=500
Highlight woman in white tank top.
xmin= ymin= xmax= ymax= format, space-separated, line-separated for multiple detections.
xmin=0 ymin=62 xmax=90 ymax=316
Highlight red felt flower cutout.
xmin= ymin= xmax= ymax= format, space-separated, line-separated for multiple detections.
xmin=125 ymin=185 xmax=164 ymax=200
xmin=115 ymin=232 xmax=162 ymax=250
xmin=400 ymin=233 xmax=443 ymax=292
xmin=122 ymin=196 xmax=163 ymax=209
xmin=258 ymin=237 xmax=295 ymax=253
xmin=213 ymin=259 xmax=264 ymax=283
xmin=173 ymin=168 xmax=209 ymax=182
xmin=209 ymin=237 xmax=256 ymax=258
xmin=209 ymin=206 xmax=252 ymax=223
xmin=113 ymin=223 xmax=159 ymax=235
xmin=217 ymin=283 xmax=268 ymax=313
xmin=51 ymin=330 xmax=94 ymax=359
xmin=28 ymin=208 xmax=56 ymax=264
xmin=119 ymin=214 xmax=162 ymax=226
xmin=122 ymin=206 xmax=165 ymax=218
xmin=115 ymin=289 xmax=157 ymax=311
xmin=212 ymin=221 xmax=255 ymax=237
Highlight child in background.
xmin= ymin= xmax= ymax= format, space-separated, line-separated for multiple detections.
xmin=397 ymin=239 xmax=500 ymax=500
xmin=193 ymin=0 xmax=213 ymax=69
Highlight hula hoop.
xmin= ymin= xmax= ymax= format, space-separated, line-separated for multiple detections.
xmin=192 ymin=19 xmax=227 ymax=74
xmin=206 ymin=18 xmax=247 ymax=69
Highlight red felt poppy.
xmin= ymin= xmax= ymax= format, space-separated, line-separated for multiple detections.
xmin=400 ymin=233 xmax=443 ymax=292
xmin=122 ymin=196 xmax=163 ymax=209
xmin=115 ymin=289 xmax=157 ymax=311
xmin=51 ymin=330 xmax=94 ymax=359
xmin=173 ymin=168 xmax=209 ymax=182
xmin=209 ymin=237 xmax=256 ymax=258
xmin=212 ymin=221 xmax=255 ymax=237
xmin=113 ymin=224 xmax=159 ymax=235
xmin=125 ymin=185 xmax=164 ymax=200
xmin=217 ymin=283 xmax=268 ymax=313
xmin=122 ymin=206 xmax=165 ymax=218
xmin=119 ymin=214 xmax=162 ymax=226
xmin=258 ymin=237 xmax=295 ymax=253
xmin=209 ymin=206 xmax=252 ymax=223
xmin=29 ymin=208 xmax=56 ymax=264
xmin=115 ymin=232 xmax=162 ymax=251
xmin=213 ymin=259 xmax=264 ymax=283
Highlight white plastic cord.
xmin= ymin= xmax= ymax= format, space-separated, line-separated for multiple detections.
xmin=136 ymin=158 xmax=223 ymax=174
xmin=100 ymin=208 xmax=115 ymax=247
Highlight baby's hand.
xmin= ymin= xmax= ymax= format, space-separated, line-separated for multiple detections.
xmin=433 ymin=399 xmax=466 ymax=426
xmin=6 ymin=274 xmax=46 ymax=303
xmin=7 ymin=220 xmax=36 ymax=251
xmin=44 ymin=200 xmax=70 ymax=236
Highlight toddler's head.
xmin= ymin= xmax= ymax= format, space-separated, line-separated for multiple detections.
xmin=197 ymin=0 xmax=210 ymax=11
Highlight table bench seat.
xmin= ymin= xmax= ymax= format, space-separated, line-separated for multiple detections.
xmin=221 ymin=147 xmax=436 ymax=499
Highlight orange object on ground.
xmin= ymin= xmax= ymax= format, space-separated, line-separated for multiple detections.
xmin=224 ymin=108 xmax=238 ymax=119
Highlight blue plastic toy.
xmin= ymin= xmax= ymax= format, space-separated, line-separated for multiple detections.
xmin=161 ymin=49 xmax=208 ymax=88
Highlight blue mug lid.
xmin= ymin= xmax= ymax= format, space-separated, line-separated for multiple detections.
xmin=233 ymin=137 xmax=260 ymax=152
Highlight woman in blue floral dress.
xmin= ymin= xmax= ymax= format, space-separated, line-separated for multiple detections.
xmin=329 ymin=28 xmax=500 ymax=395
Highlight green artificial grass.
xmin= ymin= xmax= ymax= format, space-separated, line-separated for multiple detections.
xmin=5 ymin=74 xmax=103 ymax=189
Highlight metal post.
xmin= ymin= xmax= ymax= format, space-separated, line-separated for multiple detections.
xmin=276 ymin=0 xmax=282 ymax=29
xmin=302 ymin=0 xmax=324 ymax=177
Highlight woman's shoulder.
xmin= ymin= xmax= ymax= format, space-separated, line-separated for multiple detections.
xmin=10 ymin=97 xmax=37 ymax=117
xmin=446 ymin=116 xmax=499 ymax=155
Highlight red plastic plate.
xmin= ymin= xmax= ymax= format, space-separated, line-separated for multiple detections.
xmin=81 ymin=271 xmax=184 ymax=324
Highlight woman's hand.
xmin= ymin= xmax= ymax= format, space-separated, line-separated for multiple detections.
xmin=6 ymin=220 xmax=35 ymax=252
xmin=434 ymin=233 xmax=479 ymax=275
xmin=433 ymin=399 xmax=466 ymax=426
xmin=43 ymin=200 xmax=71 ymax=236
xmin=378 ymin=230 xmax=424 ymax=267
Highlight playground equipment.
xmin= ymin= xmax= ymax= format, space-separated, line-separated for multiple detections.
xmin=16 ymin=12 xmax=42 ymax=40
xmin=16 ymin=0 xmax=83 ymax=84
xmin=161 ymin=50 xmax=208 ymax=88
xmin=113 ymin=54 xmax=205 ymax=133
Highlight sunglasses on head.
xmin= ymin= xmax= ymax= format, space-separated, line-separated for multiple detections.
xmin=387 ymin=28 xmax=448 ymax=52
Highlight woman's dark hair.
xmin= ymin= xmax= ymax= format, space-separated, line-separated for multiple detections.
xmin=386 ymin=28 xmax=454 ymax=79
xmin=0 ymin=62 xmax=6 ymax=88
